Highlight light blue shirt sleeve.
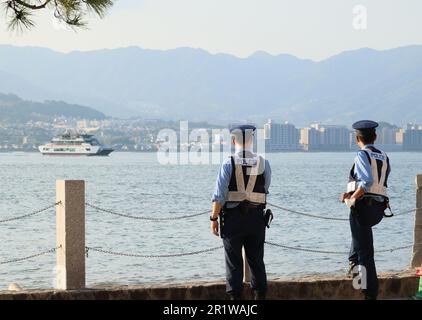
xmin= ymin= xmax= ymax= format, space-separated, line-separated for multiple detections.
xmin=211 ymin=157 xmax=272 ymax=205
xmin=264 ymin=159 xmax=271 ymax=194
xmin=354 ymin=151 xmax=373 ymax=192
xmin=211 ymin=158 xmax=232 ymax=205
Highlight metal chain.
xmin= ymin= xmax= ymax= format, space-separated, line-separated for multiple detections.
xmin=86 ymin=202 xmax=421 ymax=222
xmin=390 ymin=207 xmax=422 ymax=216
xmin=85 ymin=245 xmax=223 ymax=259
xmin=377 ymin=244 xmax=413 ymax=253
xmin=265 ymin=241 xmax=413 ymax=255
xmin=267 ymin=202 xmax=422 ymax=221
xmin=85 ymin=202 xmax=210 ymax=221
xmin=0 ymin=200 xmax=417 ymax=226
xmin=267 ymin=202 xmax=349 ymax=221
xmin=0 ymin=202 xmax=61 ymax=224
xmin=265 ymin=241 xmax=348 ymax=255
xmin=86 ymin=241 xmax=413 ymax=260
xmin=0 ymin=245 xmax=61 ymax=265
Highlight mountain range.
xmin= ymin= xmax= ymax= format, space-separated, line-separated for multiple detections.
xmin=0 ymin=44 xmax=421 ymax=126
xmin=0 ymin=93 xmax=105 ymax=123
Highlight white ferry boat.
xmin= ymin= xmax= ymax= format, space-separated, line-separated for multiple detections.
xmin=38 ymin=132 xmax=114 ymax=156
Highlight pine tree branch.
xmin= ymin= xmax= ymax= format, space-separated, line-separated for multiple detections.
xmin=5 ymin=0 xmax=114 ymax=30
xmin=13 ymin=0 xmax=52 ymax=10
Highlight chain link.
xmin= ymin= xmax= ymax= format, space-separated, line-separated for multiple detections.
xmin=377 ymin=244 xmax=414 ymax=253
xmin=0 ymin=245 xmax=61 ymax=265
xmin=267 ymin=202 xmax=349 ymax=221
xmin=267 ymin=202 xmax=422 ymax=221
xmin=0 ymin=202 xmax=61 ymax=224
xmin=85 ymin=245 xmax=223 ymax=259
xmin=85 ymin=201 xmax=420 ymax=222
xmin=86 ymin=241 xmax=413 ymax=260
xmin=265 ymin=241 xmax=413 ymax=255
xmin=390 ymin=207 xmax=422 ymax=216
xmin=265 ymin=241 xmax=348 ymax=255
xmin=1 ymin=241 xmax=411 ymax=265
xmin=85 ymin=202 xmax=210 ymax=221
xmin=0 ymin=199 xmax=416 ymax=266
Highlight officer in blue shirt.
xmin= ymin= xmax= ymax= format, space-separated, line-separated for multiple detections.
xmin=211 ymin=124 xmax=271 ymax=300
xmin=340 ymin=120 xmax=391 ymax=300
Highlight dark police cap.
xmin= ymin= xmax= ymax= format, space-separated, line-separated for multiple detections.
xmin=229 ymin=124 xmax=256 ymax=133
xmin=352 ymin=120 xmax=379 ymax=131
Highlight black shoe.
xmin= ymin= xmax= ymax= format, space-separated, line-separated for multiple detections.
xmin=364 ymin=293 xmax=378 ymax=300
xmin=226 ymin=292 xmax=241 ymax=300
xmin=347 ymin=261 xmax=358 ymax=277
xmin=253 ymin=290 xmax=266 ymax=300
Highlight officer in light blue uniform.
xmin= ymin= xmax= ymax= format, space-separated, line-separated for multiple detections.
xmin=340 ymin=120 xmax=391 ymax=300
xmin=210 ymin=124 xmax=271 ymax=300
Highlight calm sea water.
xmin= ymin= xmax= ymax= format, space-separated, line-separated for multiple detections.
xmin=0 ymin=151 xmax=421 ymax=290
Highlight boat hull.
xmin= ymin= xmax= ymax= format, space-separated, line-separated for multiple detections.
xmin=38 ymin=146 xmax=114 ymax=156
xmin=38 ymin=133 xmax=114 ymax=156
xmin=95 ymin=148 xmax=114 ymax=156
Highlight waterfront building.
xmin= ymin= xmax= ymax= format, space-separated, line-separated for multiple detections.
xmin=264 ymin=119 xmax=300 ymax=152
xmin=377 ymin=126 xmax=403 ymax=151
xmin=403 ymin=123 xmax=422 ymax=151
xmin=300 ymin=127 xmax=320 ymax=151
xmin=378 ymin=127 xmax=397 ymax=145
xmin=301 ymin=123 xmax=350 ymax=151
xmin=396 ymin=129 xmax=405 ymax=145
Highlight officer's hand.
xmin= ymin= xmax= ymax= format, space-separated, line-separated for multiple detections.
xmin=340 ymin=193 xmax=351 ymax=203
xmin=211 ymin=221 xmax=219 ymax=237
xmin=344 ymin=198 xmax=356 ymax=209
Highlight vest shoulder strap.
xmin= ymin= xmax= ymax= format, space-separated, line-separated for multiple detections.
xmin=226 ymin=155 xmax=266 ymax=204
xmin=361 ymin=149 xmax=371 ymax=163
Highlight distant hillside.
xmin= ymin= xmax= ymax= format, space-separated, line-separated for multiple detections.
xmin=0 ymin=93 xmax=106 ymax=123
xmin=0 ymin=45 xmax=422 ymax=125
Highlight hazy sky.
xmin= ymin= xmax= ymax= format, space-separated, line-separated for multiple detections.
xmin=1 ymin=0 xmax=421 ymax=60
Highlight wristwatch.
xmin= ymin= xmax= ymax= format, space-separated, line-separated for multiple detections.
xmin=210 ymin=216 xmax=218 ymax=221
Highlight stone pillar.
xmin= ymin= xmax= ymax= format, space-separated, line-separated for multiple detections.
xmin=56 ymin=180 xmax=86 ymax=290
xmin=411 ymin=175 xmax=422 ymax=268
xmin=243 ymin=247 xmax=251 ymax=283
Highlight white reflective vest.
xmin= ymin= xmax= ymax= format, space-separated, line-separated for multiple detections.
xmin=347 ymin=147 xmax=389 ymax=198
xmin=226 ymin=155 xmax=267 ymax=204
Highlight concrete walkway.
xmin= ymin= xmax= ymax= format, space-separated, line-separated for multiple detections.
xmin=0 ymin=270 xmax=418 ymax=300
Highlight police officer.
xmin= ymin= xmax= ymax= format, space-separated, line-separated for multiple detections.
xmin=210 ymin=124 xmax=271 ymax=300
xmin=340 ymin=120 xmax=391 ymax=300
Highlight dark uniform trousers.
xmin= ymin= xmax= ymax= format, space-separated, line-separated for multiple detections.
xmin=349 ymin=199 xmax=384 ymax=298
xmin=221 ymin=204 xmax=267 ymax=296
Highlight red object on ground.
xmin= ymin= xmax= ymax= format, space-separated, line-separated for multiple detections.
xmin=417 ymin=264 xmax=422 ymax=277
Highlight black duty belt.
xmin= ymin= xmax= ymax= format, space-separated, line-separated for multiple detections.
xmin=359 ymin=197 xmax=393 ymax=218
xmin=224 ymin=201 xmax=264 ymax=211
xmin=362 ymin=197 xmax=384 ymax=206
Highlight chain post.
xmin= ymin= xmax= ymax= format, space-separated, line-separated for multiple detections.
xmin=411 ymin=175 xmax=422 ymax=268
xmin=56 ymin=180 xmax=86 ymax=290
